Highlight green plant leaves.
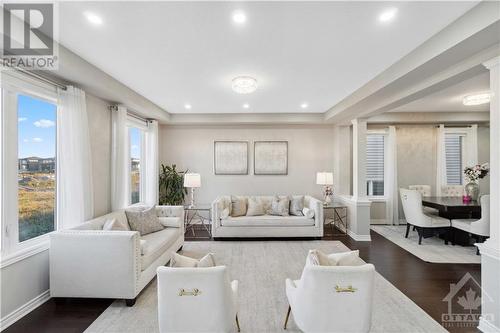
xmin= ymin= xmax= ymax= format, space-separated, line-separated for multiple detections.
xmin=159 ymin=163 xmax=187 ymax=205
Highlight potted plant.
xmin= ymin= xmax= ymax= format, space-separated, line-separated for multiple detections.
xmin=464 ymin=163 xmax=489 ymax=201
xmin=159 ymin=164 xmax=188 ymax=205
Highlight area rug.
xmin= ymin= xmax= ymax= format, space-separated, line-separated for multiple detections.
xmin=371 ymin=225 xmax=480 ymax=264
xmin=85 ymin=240 xmax=446 ymax=333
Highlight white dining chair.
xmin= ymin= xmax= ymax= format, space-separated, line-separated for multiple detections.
xmin=441 ymin=185 xmax=464 ymax=197
xmin=409 ymin=185 xmax=438 ymax=215
xmin=400 ymin=188 xmax=451 ymax=244
xmin=451 ymin=195 xmax=490 ymax=254
xmin=157 ymin=266 xmax=240 ymax=333
xmin=284 ymin=264 xmax=375 ymax=333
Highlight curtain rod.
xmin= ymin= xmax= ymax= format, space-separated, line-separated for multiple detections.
xmin=4 ymin=64 xmax=68 ymax=90
xmin=108 ymin=105 xmax=151 ymax=123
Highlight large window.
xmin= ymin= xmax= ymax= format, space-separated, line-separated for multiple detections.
xmin=445 ymin=133 xmax=464 ymax=185
xmin=366 ymin=133 xmax=385 ymax=196
xmin=129 ymin=127 xmax=142 ymax=204
xmin=17 ymin=95 xmax=57 ymax=242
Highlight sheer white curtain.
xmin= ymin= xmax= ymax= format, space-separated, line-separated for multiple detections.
xmin=111 ymin=105 xmax=130 ymax=210
xmin=57 ymin=86 xmax=94 ymax=229
xmin=436 ymin=124 xmax=447 ymax=196
xmin=386 ymin=126 xmax=399 ymax=225
xmin=144 ymin=120 xmax=159 ymax=206
xmin=465 ymin=124 xmax=478 ymax=169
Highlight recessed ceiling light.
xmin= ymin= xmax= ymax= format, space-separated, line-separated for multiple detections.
xmin=232 ymin=10 xmax=247 ymax=24
xmin=84 ymin=11 xmax=103 ymax=25
xmin=463 ymin=93 xmax=491 ymax=106
xmin=232 ymin=76 xmax=257 ymax=94
xmin=184 ymin=103 xmax=192 ymax=110
xmin=300 ymin=103 xmax=309 ymax=109
xmin=242 ymin=103 xmax=250 ymax=109
xmin=379 ymin=8 xmax=398 ymax=23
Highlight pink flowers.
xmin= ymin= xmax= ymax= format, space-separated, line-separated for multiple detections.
xmin=464 ymin=163 xmax=489 ymax=182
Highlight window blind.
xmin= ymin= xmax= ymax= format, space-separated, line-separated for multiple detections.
xmin=366 ymin=134 xmax=385 ymax=196
xmin=445 ymin=134 xmax=463 ymax=185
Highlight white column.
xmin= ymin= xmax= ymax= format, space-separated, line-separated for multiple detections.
xmin=352 ymin=119 xmax=368 ymax=199
xmin=478 ymin=56 xmax=500 ymax=333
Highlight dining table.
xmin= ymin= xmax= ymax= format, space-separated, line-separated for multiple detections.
xmin=422 ymin=196 xmax=481 ymax=246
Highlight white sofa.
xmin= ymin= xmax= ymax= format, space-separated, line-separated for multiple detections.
xmin=50 ymin=205 xmax=184 ymax=306
xmin=211 ymin=195 xmax=323 ymax=238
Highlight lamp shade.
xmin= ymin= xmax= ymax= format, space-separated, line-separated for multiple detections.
xmin=184 ymin=173 xmax=201 ymax=188
xmin=316 ymin=172 xmax=333 ymax=185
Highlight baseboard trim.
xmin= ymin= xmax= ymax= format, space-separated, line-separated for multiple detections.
xmin=347 ymin=229 xmax=371 ymax=241
xmin=370 ymin=219 xmax=387 ymax=225
xmin=478 ymin=317 xmax=500 ymax=333
xmin=0 ymin=290 xmax=50 ymax=331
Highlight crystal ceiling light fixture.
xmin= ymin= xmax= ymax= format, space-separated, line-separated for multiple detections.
xmin=463 ymin=93 xmax=491 ymax=106
xmin=232 ymin=76 xmax=258 ymax=94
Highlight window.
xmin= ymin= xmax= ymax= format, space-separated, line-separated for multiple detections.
xmin=17 ymin=95 xmax=57 ymax=242
xmin=129 ymin=127 xmax=142 ymax=204
xmin=366 ymin=134 xmax=385 ymax=196
xmin=445 ymin=133 xmax=464 ymax=185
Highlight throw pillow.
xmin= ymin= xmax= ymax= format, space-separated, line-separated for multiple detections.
xmin=231 ymin=196 xmax=247 ymax=217
xmin=102 ymin=218 xmax=128 ymax=231
xmin=246 ymin=197 xmax=265 ymax=216
xmin=302 ymin=207 xmax=315 ymax=219
xmin=306 ymin=249 xmax=362 ymax=266
xmin=289 ymin=196 xmax=304 ymax=216
xmin=220 ymin=208 xmax=230 ymax=219
xmin=170 ymin=253 xmax=216 ymax=268
xmin=125 ymin=206 xmax=164 ymax=236
xmin=269 ymin=195 xmax=290 ymax=216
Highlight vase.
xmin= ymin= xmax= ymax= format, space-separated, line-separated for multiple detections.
xmin=465 ymin=182 xmax=480 ymax=201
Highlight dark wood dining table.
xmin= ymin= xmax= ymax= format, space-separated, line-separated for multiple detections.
xmin=422 ymin=196 xmax=481 ymax=246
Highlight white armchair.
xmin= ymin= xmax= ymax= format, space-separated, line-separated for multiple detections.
xmin=284 ymin=264 xmax=375 ymax=333
xmin=452 ymin=194 xmax=490 ymax=254
xmin=400 ymin=188 xmax=451 ymax=244
xmin=157 ymin=266 xmax=239 ymax=333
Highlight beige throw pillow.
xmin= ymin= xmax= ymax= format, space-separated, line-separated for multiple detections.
xmin=306 ymin=249 xmax=363 ymax=266
xmin=302 ymin=207 xmax=315 ymax=219
xmin=289 ymin=196 xmax=304 ymax=216
xmin=231 ymin=196 xmax=247 ymax=217
xmin=269 ymin=195 xmax=290 ymax=216
xmin=246 ymin=197 xmax=265 ymax=216
xmin=170 ymin=253 xmax=216 ymax=268
xmin=102 ymin=218 xmax=129 ymax=231
xmin=125 ymin=206 xmax=164 ymax=236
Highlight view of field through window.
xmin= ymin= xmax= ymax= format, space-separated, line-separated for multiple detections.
xmin=18 ymin=94 xmax=57 ymax=242
xmin=130 ymin=127 xmax=141 ymax=204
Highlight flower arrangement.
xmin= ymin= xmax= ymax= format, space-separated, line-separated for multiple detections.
xmin=464 ymin=163 xmax=489 ymax=183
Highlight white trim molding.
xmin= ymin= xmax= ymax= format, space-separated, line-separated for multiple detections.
xmin=0 ymin=241 xmax=49 ymax=269
xmin=347 ymin=229 xmax=372 ymax=242
xmin=0 ymin=290 xmax=50 ymax=330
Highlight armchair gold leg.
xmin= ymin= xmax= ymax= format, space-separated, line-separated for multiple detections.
xmin=236 ymin=314 xmax=241 ymax=332
xmin=283 ymin=305 xmax=291 ymax=330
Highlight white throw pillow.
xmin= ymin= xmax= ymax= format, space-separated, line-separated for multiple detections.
xmin=102 ymin=218 xmax=128 ymax=231
xmin=306 ymin=249 xmax=362 ymax=266
xmin=246 ymin=197 xmax=265 ymax=216
xmin=170 ymin=253 xmax=216 ymax=268
xmin=302 ymin=207 xmax=315 ymax=219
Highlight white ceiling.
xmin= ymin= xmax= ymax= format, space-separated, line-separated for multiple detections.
xmin=58 ymin=1 xmax=478 ymax=114
xmin=390 ymin=72 xmax=490 ymax=113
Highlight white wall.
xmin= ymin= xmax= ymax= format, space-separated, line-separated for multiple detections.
xmin=159 ymin=125 xmax=335 ymax=204
xmin=0 ymin=93 xmax=112 ymax=321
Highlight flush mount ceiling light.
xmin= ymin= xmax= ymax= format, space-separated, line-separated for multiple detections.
xmin=232 ymin=76 xmax=257 ymax=94
xmin=232 ymin=10 xmax=247 ymax=24
xmin=84 ymin=11 xmax=103 ymax=25
xmin=379 ymin=7 xmax=398 ymax=23
xmin=463 ymin=93 xmax=491 ymax=106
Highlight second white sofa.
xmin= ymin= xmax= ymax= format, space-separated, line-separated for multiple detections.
xmin=211 ymin=195 xmax=324 ymax=238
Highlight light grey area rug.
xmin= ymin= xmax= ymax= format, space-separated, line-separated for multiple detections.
xmin=86 ymin=241 xmax=447 ymax=333
xmin=372 ymin=225 xmax=480 ymax=264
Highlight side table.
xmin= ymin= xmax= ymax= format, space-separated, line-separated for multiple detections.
xmin=184 ymin=205 xmax=211 ymax=237
xmin=323 ymin=203 xmax=348 ymax=235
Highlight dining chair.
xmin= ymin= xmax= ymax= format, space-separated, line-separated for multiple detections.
xmin=284 ymin=264 xmax=375 ymax=333
xmin=451 ymin=194 xmax=490 ymax=255
xmin=157 ymin=266 xmax=240 ymax=333
xmin=441 ymin=185 xmax=464 ymax=197
xmin=408 ymin=185 xmax=438 ymax=215
xmin=400 ymin=188 xmax=451 ymax=245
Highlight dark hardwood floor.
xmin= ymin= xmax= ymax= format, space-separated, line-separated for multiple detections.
xmin=5 ymin=226 xmax=481 ymax=333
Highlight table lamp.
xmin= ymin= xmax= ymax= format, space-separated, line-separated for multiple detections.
xmin=316 ymin=172 xmax=333 ymax=204
xmin=184 ymin=173 xmax=201 ymax=208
